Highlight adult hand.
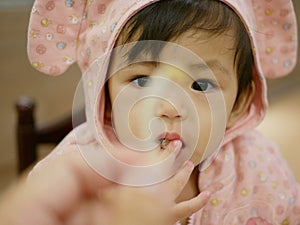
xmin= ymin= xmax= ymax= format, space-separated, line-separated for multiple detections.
xmin=0 ymin=150 xmax=116 ymax=225
xmin=99 ymin=161 xmax=210 ymax=225
xmin=0 ymin=143 xmax=209 ymax=225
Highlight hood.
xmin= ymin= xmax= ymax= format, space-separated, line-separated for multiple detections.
xmin=27 ymin=0 xmax=297 ymax=163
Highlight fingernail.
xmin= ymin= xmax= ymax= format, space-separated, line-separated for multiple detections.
xmin=201 ymin=191 xmax=211 ymax=199
xmin=171 ymin=140 xmax=182 ymax=149
xmin=183 ymin=160 xmax=194 ymax=169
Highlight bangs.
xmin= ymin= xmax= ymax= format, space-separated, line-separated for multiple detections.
xmin=115 ymin=0 xmax=253 ymax=103
xmin=118 ymin=0 xmax=240 ymax=62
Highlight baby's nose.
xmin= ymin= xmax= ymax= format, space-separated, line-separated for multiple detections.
xmin=155 ymin=98 xmax=187 ymax=121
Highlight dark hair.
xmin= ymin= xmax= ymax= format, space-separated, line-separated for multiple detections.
xmin=116 ymin=0 xmax=253 ymax=103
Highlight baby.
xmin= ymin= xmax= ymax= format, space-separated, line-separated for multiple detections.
xmin=27 ymin=0 xmax=300 ymax=224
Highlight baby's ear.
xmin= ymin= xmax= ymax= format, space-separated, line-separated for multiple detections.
xmin=227 ymin=82 xmax=255 ymax=128
xmin=27 ymin=0 xmax=87 ymax=75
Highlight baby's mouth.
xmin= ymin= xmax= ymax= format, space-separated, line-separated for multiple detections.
xmin=158 ymin=132 xmax=185 ymax=150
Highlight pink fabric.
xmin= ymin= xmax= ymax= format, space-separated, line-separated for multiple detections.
xmin=27 ymin=0 xmax=298 ymax=78
xmin=27 ymin=0 xmax=300 ymax=224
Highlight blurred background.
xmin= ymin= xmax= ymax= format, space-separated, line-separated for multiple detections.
xmin=0 ymin=1 xmax=299 ymax=193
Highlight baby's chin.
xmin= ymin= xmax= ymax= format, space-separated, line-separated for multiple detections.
xmin=110 ymin=142 xmax=183 ymax=167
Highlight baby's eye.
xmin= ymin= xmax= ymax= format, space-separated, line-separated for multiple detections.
xmin=131 ymin=76 xmax=151 ymax=87
xmin=191 ymin=79 xmax=216 ymax=92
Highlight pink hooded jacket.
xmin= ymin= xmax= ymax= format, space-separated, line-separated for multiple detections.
xmin=27 ymin=0 xmax=300 ymax=224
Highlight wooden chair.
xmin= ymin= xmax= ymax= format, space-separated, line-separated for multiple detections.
xmin=15 ymin=96 xmax=85 ymax=174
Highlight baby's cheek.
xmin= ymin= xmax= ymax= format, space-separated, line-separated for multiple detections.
xmin=191 ymin=135 xmax=210 ymax=165
xmin=190 ymin=103 xmax=213 ymax=165
xmin=128 ymin=106 xmax=151 ymax=140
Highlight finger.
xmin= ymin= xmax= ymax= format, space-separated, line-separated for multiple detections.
xmin=65 ymin=198 xmax=110 ymax=225
xmin=174 ymin=191 xmax=210 ymax=220
xmin=17 ymin=150 xmax=116 ymax=222
xmin=162 ymin=160 xmax=194 ymax=199
xmin=160 ymin=139 xmax=182 ymax=157
xmin=30 ymin=149 xmax=114 ymax=193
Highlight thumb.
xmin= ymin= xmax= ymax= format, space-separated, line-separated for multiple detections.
xmin=174 ymin=191 xmax=210 ymax=220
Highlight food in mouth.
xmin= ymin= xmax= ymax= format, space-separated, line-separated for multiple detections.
xmin=159 ymin=133 xmax=183 ymax=150
xmin=160 ymin=138 xmax=170 ymax=150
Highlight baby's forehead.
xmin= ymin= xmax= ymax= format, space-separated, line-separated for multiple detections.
xmin=109 ymin=40 xmax=203 ymax=70
xmin=110 ymin=33 xmax=236 ymax=76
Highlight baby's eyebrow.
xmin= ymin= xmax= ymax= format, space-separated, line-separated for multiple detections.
xmin=190 ymin=60 xmax=230 ymax=75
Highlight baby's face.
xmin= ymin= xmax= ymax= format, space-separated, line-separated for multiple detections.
xmin=107 ymin=30 xmax=239 ymax=166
